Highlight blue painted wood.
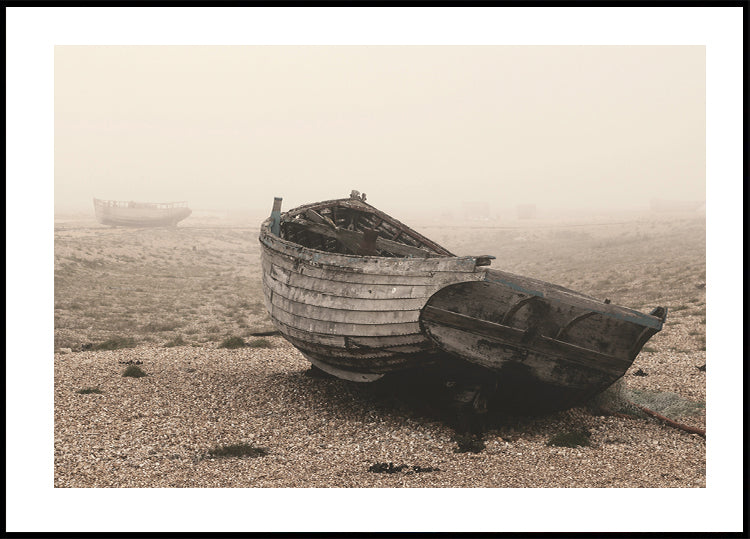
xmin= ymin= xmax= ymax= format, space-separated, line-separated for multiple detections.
xmin=270 ymin=197 xmax=282 ymax=237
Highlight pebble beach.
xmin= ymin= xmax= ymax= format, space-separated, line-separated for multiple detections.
xmin=52 ymin=214 xmax=707 ymax=491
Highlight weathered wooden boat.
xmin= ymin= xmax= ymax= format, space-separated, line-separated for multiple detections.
xmin=93 ymin=198 xmax=192 ymax=227
xmin=259 ymin=191 xmax=667 ymax=412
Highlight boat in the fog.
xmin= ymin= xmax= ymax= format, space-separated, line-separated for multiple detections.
xmin=93 ymin=198 xmax=192 ymax=227
xmin=259 ymin=191 xmax=667 ymax=411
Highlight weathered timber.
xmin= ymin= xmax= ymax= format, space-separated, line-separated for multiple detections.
xmin=484 ymin=269 xmax=660 ymax=329
xmin=264 ymin=298 xmax=422 ymax=337
xmin=263 ymin=273 xmax=428 ymax=311
xmin=268 ymin=316 xmax=426 ymax=349
xmin=418 ymin=278 xmax=664 ymax=407
xmin=360 ymin=228 xmax=379 ymax=255
xmin=301 ymin=353 xmax=387 ymax=382
xmin=270 ymin=197 xmax=283 ymax=236
xmin=277 ymin=196 xmax=454 ymax=256
xmin=420 ymin=305 xmax=632 ymax=372
xmin=304 ymin=208 xmax=336 ymax=228
xmin=260 ymin=235 xmax=481 ymax=274
xmin=259 ymin=193 xmax=666 ymax=412
xmin=283 ymin=332 xmax=433 ymax=361
xmin=289 ymin=218 xmax=438 ymax=258
xmin=264 ymin=261 xmax=438 ymax=300
xmin=262 ymin=246 xmax=479 ymax=283
xmin=268 ymin=291 xmax=421 ymax=325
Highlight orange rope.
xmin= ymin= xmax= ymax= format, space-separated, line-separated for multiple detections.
xmin=618 ymin=401 xmax=706 ymax=438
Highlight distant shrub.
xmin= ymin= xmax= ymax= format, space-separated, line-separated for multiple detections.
xmin=141 ymin=320 xmax=182 ymax=332
xmin=207 ymin=443 xmax=268 ymax=459
xmin=247 ymin=338 xmax=273 ymax=349
xmin=369 ymin=462 xmax=407 ymax=474
xmin=93 ymin=336 xmax=137 ymax=351
xmin=219 ymin=336 xmax=246 ymax=349
xmin=453 ymin=434 xmax=486 ymax=454
xmin=546 ymin=430 xmax=592 ymax=448
xmin=76 ymin=387 xmax=103 ymax=394
xmin=164 ymin=335 xmax=187 ymax=348
xmin=123 ymin=365 xmax=147 ymax=378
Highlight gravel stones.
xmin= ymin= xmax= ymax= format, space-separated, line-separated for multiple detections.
xmin=55 ymin=338 xmax=705 ymax=488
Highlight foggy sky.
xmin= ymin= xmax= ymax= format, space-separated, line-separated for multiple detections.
xmin=54 ymin=45 xmax=705 ymax=215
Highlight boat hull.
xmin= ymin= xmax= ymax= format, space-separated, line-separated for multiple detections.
xmin=419 ymin=275 xmax=666 ymax=410
xmin=93 ymin=198 xmax=192 ymax=227
xmin=258 ymin=195 xmax=666 ymax=412
xmin=259 ymin=228 xmax=486 ymax=375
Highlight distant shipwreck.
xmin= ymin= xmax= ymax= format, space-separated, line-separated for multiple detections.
xmin=259 ymin=191 xmax=667 ymax=413
xmin=93 ymin=198 xmax=192 ymax=227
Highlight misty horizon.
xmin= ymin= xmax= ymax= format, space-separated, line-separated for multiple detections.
xmin=55 ymin=45 xmax=705 ymax=217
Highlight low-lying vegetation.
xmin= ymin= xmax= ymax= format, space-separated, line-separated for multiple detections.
xmin=368 ymin=462 xmax=440 ymax=474
xmin=93 ymin=336 xmax=137 ymax=351
xmin=246 ymin=338 xmax=273 ymax=349
xmin=546 ymin=429 xmax=592 ymax=448
xmin=122 ymin=365 xmax=147 ymax=378
xmin=453 ymin=433 xmax=486 ymax=454
xmin=163 ymin=335 xmax=188 ymax=347
xmin=76 ymin=387 xmax=103 ymax=394
xmin=219 ymin=336 xmax=246 ymax=349
xmin=207 ymin=443 xmax=268 ymax=459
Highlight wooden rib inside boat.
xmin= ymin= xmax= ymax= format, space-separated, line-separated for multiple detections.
xmin=259 ymin=191 xmax=667 ymax=412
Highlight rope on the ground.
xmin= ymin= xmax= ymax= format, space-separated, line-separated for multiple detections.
xmin=619 ymin=401 xmax=706 ymax=437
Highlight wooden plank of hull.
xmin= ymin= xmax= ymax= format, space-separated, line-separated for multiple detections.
xmin=483 ymin=268 xmax=663 ymax=330
xmin=268 ymin=316 xmax=428 ymax=350
xmin=284 ymin=332 xmax=435 ymax=364
xmin=264 ymin=293 xmax=423 ymax=337
xmin=422 ymin=322 xmax=612 ymax=390
xmin=259 ymin=231 xmax=482 ymax=275
xmin=291 ymin=338 xmax=438 ymax=374
xmin=262 ymin=259 xmax=437 ymax=300
xmin=263 ymin=270 xmax=429 ymax=311
xmin=262 ymin=246 xmax=471 ymax=285
xmin=419 ymin=280 xmax=665 ymax=403
xmin=422 ymin=279 xmax=663 ymax=357
xmin=302 ymin=353 xmax=386 ymax=382
xmin=421 ymin=306 xmax=631 ymax=375
xmin=268 ymin=290 xmax=421 ymax=325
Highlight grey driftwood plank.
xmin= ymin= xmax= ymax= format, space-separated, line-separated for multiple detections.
xmin=263 ymin=247 xmax=478 ymax=285
xmin=268 ymin=317 xmax=427 ymax=349
xmin=268 ymin=292 xmax=421 ymax=325
xmin=260 ymin=236 xmax=483 ymax=274
xmin=263 ymin=272 xmax=428 ymax=311
xmin=264 ymin=260 xmax=436 ymax=300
